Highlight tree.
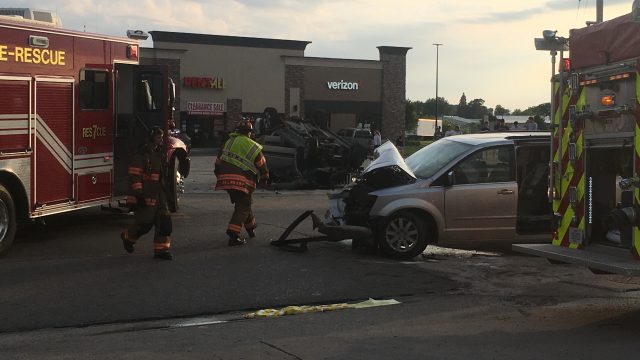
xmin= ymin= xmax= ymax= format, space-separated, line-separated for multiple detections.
xmin=466 ymin=98 xmax=490 ymax=119
xmin=405 ymin=100 xmax=418 ymax=132
xmin=421 ymin=97 xmax=451 ymax=118
xmin=494 ymin=105 xmax=510 ymax=116
xmin=458 ymin=93 xmax=467 ymax=107
xmin=510 ymin=103 xmax=550 ymax=117
xmin=456 ymin=93 xmax=469 ymax=118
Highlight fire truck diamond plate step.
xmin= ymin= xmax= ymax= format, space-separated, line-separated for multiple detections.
xmin=513 ymin=244 xmax=640 ymax=277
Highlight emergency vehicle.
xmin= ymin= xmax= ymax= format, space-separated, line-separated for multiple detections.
xmin=0 ymin=14 xmax=190 ymax=256
xmin=514 ymin=6 xmax=640 ymax=275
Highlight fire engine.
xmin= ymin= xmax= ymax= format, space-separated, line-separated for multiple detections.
xmin=0 ymin=14 xmax=190 ymax=256
xmin=514 ymin=4 xmax=640 ymax=275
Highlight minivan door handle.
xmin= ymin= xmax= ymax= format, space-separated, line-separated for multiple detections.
xmin=497 ymin=189 xmax=514 ymax=195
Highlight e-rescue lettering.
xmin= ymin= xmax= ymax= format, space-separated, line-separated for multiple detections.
xmin=0 ymin=45 xmax=66 ymax=65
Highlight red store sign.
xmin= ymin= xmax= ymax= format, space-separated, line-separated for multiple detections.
xmin=187 ymin=101 xmax=225 ymax=115
xmin=183 ymin=76 xmax=224 ymax=89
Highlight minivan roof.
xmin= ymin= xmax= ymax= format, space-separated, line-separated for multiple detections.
xmin=444 ymin=132 xmax=550 ymax=146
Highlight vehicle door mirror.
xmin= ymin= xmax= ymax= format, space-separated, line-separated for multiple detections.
xmin=168 ymin=77 xmax=176 ymax=110
xmin=447 ymin=171 xmax=455 ymax=186
xmin=139 ymin=79 xmax=155 ymax=111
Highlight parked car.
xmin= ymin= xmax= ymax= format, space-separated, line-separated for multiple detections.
xmin=336 ymin=128 xmax=373 ymax=151
xmin=324 ymin=132 xmax=552 ymax=258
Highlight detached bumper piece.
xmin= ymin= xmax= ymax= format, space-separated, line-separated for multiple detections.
xmin=271 ymin=210 xmax=372 ymax=253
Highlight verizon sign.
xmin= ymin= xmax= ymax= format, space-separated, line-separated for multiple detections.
xmin=187 ymin=101 xmax=225 ymax=115
xmin=327 ymin=80 xmax=361 ymax=90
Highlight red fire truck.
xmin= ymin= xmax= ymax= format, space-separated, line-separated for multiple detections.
xmin=0 ymin=15 xmax=190 ymax=256
xmin=514 ymin=5 xmax=640 ymax=275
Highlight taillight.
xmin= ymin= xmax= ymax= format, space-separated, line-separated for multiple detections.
xmin=609 ymin=73 xmax=631 ymax=81
xmin=601 ymin=95 xmax=615 ymax=107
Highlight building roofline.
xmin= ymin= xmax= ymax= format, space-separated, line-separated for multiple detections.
xmin=377 ymin=46 xmax=412 ymax=55
xmin=149 ymin=31 xmax=311 ymax=51
xmin=141 ymin=47 xmax=188 ymax=52
xmin=282 ymin=55 xmax=382 ymax=69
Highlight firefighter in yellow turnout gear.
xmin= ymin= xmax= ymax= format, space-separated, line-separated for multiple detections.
xmin=121 ymin=127 xmax=174 ymax=260
xmin=215 ymin=120 xmax=269 ymax=246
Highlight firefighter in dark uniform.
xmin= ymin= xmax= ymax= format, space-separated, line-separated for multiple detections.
xmin=121 ymin=126 xmax=174 ymax=260
xmin=215 ymin=120 xmax=269 ymax=246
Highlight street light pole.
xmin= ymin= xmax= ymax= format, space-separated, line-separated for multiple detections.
xmin=433 ymin=43 xmax=443 ymax=135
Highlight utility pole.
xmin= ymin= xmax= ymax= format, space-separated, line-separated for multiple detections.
xmin=433 ymin=43 xmax=443 ymax=134
xmin=587 ymin=0 xmax=604 ymax=25
xmin=596 ymin=0 xmax=603 ymax=23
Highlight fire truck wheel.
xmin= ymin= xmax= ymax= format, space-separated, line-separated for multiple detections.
xmin=167 ymin=156 xmax=182 ymax=213
xmin=378 ymin=211 xmax=429 ymax=259
xmin=0 ymin=184 xmax=17 ymax=258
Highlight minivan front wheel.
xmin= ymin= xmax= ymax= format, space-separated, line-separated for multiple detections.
xmin=379 ymin=211 xmax=429 ymax=259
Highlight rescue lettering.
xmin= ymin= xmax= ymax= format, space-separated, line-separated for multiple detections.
xmin=82 ymin=125 xmax=107 ymax=139
xmin=0 ymin=45 xmax=66 ymax=66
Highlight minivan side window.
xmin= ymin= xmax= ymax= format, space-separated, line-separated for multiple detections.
xmin=452 ymin=145 xmax=515 ymax=185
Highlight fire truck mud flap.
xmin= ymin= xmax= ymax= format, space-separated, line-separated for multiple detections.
xmin=513 ymin=243 xmax=640 ymax=276
xmin=271 ymin=210 xmax=372 ymax=253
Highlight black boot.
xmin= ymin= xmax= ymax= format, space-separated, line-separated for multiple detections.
xmin=227 ymin=233 xmax=246 ymax=246
xmin=154 ymin=250 xmax=174 ymax=260
xmin=246 ymin=228 xmax=256 ymax=238
xmin=121 ymin=232 xmax=135 ymax=254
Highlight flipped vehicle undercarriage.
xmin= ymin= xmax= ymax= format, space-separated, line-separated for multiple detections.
xmin=255 ymin=108 xmax=369 ymax=189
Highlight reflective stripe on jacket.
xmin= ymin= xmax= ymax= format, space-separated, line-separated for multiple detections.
xmin=126 ymin=143 xmax=168 ymax=209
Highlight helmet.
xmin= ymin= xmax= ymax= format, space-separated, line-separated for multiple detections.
xmin=235 ymin=120 xmax=253 ymax=133
xmin=149 ymin=126 xmax=163 ymax=140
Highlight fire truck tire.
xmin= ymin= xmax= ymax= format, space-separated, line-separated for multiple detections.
xmin=378 ymin=211 xmax=429 ymax=259
xmin=167 ymin=156 xmax=181 ymax=213
xmin=0 ymin=184 xmax=17 ymax=258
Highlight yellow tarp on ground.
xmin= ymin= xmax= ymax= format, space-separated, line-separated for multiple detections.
xmin=244 ymin=298 xmax=400 ymax=319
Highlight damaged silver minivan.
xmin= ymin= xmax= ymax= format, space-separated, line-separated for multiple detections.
xmin=324 ymin=132 xmax=552 ymax=259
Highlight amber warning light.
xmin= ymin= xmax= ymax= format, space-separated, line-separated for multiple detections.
xmin=127 ymin=45 xmax=138 ymax=60
xmin=601 ymin=95 xmax=616 ymax=107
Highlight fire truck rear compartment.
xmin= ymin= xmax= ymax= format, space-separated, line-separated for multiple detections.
xmin=587 ymin=146 xmax=633 ymax=248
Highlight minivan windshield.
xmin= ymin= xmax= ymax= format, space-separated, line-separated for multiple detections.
xmin=405 ymin=139 xmax=473 ymax=179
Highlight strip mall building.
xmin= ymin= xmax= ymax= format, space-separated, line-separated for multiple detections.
xmin=141 ymin=31 xmax=410 ymax=145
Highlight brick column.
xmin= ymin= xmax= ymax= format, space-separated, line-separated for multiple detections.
xmin=378 ymin=46 xmax=411 ymax=142
xmin=226 ymin=98 xmax=243 ymax=131
xmin=285 ymin=65 xmax=305 ymax=119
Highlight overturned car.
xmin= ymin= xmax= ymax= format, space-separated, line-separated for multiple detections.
xmin=278 ymin=132 xmax=552 ymax=259
xmin=255 ymin=108 xmax=369 ymax=188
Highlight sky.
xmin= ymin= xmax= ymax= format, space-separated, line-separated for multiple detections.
xmin=4 ymin=0 xmax=635 ymax=111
